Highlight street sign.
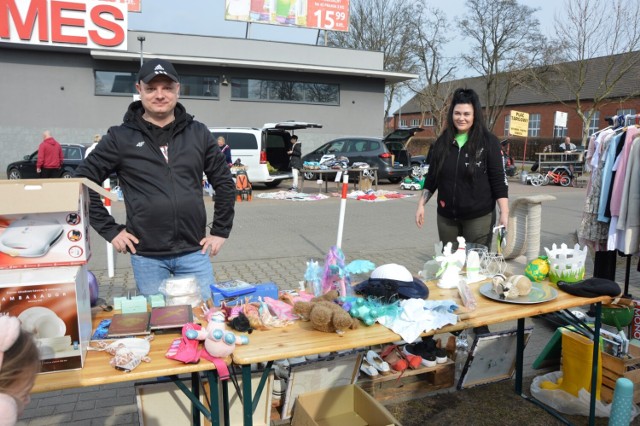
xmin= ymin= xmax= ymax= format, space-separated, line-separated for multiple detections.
xmin=554 ymin=111 xmax=568 ymax=128
xmin=509 ymin=110 xmax=529 ymax=137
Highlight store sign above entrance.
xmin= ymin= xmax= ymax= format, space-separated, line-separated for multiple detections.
xmin=509 ymin=110 xmax=529 ymax=137
xmin=0 ymin=0 xmax=128 ymax=50
xmin=225 ymin=0 xmax=350 ymax=32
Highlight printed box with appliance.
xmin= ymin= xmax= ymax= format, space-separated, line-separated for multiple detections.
xmin=290 ymin=384 xmax=399 ymax=426
xmin=0 ymin=265 xmax=91 ymax=373
xmin=0 ymin=178 xmax=117 ymax=269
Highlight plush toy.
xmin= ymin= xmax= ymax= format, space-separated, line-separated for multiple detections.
xmin=491 ymin=274 xmax=532 ymax=300
xmin=293 ymin=290 xmax=359 ymax=335
xmin=186 ymin=310 xmax=249 ymax=359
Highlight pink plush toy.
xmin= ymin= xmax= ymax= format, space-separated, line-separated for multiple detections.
xmin=185 ymin=310 xmax=249 ymax=378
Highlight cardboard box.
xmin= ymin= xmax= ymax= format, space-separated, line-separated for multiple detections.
xmin=0 ymin=178 xmax=116 ymax=269
xmin=0 ymin=265 xmax=92 ymax=373
xmin=291 ymin=384 xmax=399 ymax=426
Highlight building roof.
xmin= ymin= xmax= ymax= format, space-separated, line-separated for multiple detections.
xmin=91 ymin=31 xmax=418 ymax=84
xmin=396 ymin=51 xmax=640 ymax=115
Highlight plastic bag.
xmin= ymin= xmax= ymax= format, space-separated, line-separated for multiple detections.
xmin=530 ymin=371 xmax=639 ymax=419
xmin=159 ymin=275 xmax=204 ymax=308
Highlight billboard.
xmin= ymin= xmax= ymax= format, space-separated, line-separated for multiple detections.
xmin=225 ymin=0 xmax=350 ymax=32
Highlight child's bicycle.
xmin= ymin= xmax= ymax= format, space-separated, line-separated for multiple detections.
xmin=540 ymin=166 xmax=573 ymax=187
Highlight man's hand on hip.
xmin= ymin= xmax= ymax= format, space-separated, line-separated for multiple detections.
xmin=200 ymin=235 xmax=227 ymax=256
xmin=111 ymin=229 xmax=139 ymax=254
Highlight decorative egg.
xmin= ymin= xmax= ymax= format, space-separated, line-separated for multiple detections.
xmin=525 ymin=256 xmax=550 ymax=282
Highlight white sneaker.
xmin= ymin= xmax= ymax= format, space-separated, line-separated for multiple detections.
xmin=366 ymin=350 xmax=391 ymax=375
xmin=360 ymin=359 xmax=379 ymax=377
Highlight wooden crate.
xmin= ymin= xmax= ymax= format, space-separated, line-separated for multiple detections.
xmin=601 ymin=344 xmax=640 ymax=403
xmin=357 ymin=355 xmax=455 ymax=404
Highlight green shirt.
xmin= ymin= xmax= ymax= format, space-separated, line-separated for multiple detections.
xmin=455 ymin=133 xmax=468 ymax=148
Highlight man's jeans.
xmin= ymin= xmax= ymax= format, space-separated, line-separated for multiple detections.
xmin=130 ymin=251 xmax=215 ymax=300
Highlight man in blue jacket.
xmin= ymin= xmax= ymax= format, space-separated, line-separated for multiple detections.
xmin=76 ymin=59 xmax=235 ymax=300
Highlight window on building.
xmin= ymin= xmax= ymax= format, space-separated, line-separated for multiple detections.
xmin=617 ymin=109 xmax=637 ymax=125
xmin=587 ymin=110 xmax=600 ymax=136
xmin=95 ymin=71 xmax=220 ymax=98
xmin=504 ymin=115 xmax=510 ymax=137
xmin=423 ymin=117 xmax=434 ymax=127
xmin=399 ymin=119 xmax=407 ymax=127
xmin=617 ymin=108 xmax=636 ymax=117
xmin=553 ymin=126 xmax=567 ymax=138
xmin=528 ymin=113 xmax=541 ymax=137
xmin=410 ymin=119 xmax=420 ymax=126
xmin=230 ymin=78 xmax=339 ymax=105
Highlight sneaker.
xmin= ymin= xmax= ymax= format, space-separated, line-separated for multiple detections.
xmin=435 ymin=348 xmax=448 ymax=364
xmin=423 ymin=353 xmax=437 ymax=367
xmin=360 ymin=359 xmax=379 ymax=377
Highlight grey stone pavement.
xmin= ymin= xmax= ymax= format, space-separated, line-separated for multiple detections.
xmin=17 ymin=178 xmax=640 ymax=425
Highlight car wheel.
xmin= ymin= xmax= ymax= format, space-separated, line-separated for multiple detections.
xmin=388 ymin=177 xmax=402 ymax=184
xmin=61 ymin=171 xmax=73 ymax=179
xmin=303 ymin=171 xmax=316 ymax=180
xmin=264 ymin=180 xmax=281 ymax=188
xmin=8 ymin=168 xmax=21 ymax=179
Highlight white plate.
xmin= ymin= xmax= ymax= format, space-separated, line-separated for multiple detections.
xmin=33 ymin=314 xmax=66 ymax=338
xmin=18 ymin=307 xmax=55 ymax=333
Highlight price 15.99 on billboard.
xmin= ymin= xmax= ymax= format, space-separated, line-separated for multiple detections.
xmin=308 ymin=0 xmax=349 ymax=31
xmin=225 ymin=0 xmax=350 ymax=32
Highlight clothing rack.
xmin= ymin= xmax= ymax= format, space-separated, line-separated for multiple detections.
xmin=584 ymin=121 xmax=638 ymax=297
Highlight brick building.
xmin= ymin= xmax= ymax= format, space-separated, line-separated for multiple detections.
xmin=392 ymin=52 xmax=640 ymax=145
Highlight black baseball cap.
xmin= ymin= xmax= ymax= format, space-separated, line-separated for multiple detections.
xmin=137 ymin=58 xmax=179 ymax=83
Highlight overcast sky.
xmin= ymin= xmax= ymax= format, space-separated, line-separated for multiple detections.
xmin=128 ymin=0 xmax=565 ymax=111
xmin=130 ymin=0 xmax=563 ymax=52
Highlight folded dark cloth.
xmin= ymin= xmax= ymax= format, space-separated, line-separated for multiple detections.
xmin=557 ymin=278 xmax=621 ymax=298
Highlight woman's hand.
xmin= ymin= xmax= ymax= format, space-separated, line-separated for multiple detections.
xmin=416 ymin=204 xmax=425 ymax=228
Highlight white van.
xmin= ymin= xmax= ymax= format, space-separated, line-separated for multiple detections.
xmin=209 ymin=121 xmax=322 ymax=188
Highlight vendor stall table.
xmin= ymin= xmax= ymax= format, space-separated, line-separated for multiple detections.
xmin=32 ymin=311 xmax=228 ymax=426
xmin=232 ymin=280 xmax=611 ymax=426
xmin=299 ymin=167 xmax=378 ymax=193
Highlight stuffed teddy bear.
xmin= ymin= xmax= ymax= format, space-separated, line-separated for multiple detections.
xmin=293 ymin=290 xmax=359 ymax=336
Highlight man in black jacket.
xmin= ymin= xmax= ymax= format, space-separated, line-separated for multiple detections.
xmin=76 ymin=59 xmax=235 ymax=300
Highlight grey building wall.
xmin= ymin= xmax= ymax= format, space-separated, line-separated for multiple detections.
xmin=0 ymin=32 xmax=409 ymax=177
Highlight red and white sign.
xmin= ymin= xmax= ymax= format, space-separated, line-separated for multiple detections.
xmin=0 ymin=0 xmax=128 ymax=50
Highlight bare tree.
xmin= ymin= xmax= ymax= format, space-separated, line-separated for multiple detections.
xmin=406 ymin=4 xmax=456 ymax=135
xmin=530 ymin=0 xmax=640 ymax=146
xmin=458 ymin=0 xmax=547 ymax=130
xmin=326 ymin=0 xmax=418 ymax=119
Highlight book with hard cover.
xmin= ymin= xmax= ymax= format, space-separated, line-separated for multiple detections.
xmin=149 ymin=305 xmax=193 ymax=331
xmin=107 ymin=312 xmax=150 ymax=338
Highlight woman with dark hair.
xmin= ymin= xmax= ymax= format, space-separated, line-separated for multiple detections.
xmin=415 ymin=88 xmax=509 ymax=250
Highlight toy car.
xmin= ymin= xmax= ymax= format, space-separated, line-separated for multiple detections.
xmin=400 ymin=177 xmax=424 ymax=191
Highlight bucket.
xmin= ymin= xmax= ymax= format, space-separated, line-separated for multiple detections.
xmin=544 ymin=243 xmax=588 ymax=284
xmin=602 ymin=305 xmax=634 ymax=331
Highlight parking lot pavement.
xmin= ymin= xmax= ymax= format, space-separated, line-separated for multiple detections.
xmin=18 ymin=180 xmax=640 ymax=425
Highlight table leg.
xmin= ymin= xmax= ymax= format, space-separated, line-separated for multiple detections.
xmin=515 ymin=318 xmax=525 ymax=395
xmin=205 ymin=370 xmax=223 ymax=426
xmin=242 ymin=365 xmax=253 ymax=426
xmin=374 ymin=170 xmax=378 ymax=190
xmin=588 ymin=302 xmax=602 ymax=426
xmin=192 ymin=372 xmax=201 ymax=426
xmin=221 ymin=373 xmax=229 ymax=426
xmin=169 ymin=374 xmax=211 ymax=425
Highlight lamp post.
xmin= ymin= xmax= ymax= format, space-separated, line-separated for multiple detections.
xmin=398 ymin=90 xmax=402 ymax=129
xmin=137 ymin=36 xmax=145 ymax=66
